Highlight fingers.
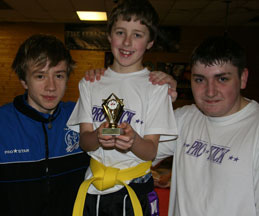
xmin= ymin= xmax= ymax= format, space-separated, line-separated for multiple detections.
xmin=84 ymin=68 xmax=106 ymax=82
xmin=168 ymin=88 xmax=178 ymax=103
xmin=149 ymin=71 xmax=178 ymax=101
xmin=149 ymin=71 xmax=165 ymax=84
xmin=97 ymin=122 xmax=116 ymax=148
xmin=99 ymin=137 xmax=116 ymax=148
xmin=167 ymin=77 xmax=177 ymax=89
xmin=95 ymin=68 xmax=106 ymax=81
xmin=100 ymin=68 xmax=105 ymax=76
xmin=149 ymin=71 xmax=177 ymax=87
xmin=167 ymin=78 xmax=177 ymax=102
xmin=98 ymin=132 xmax=116 ymax=148
xmin=115 ymin=123 xmax=136 ymax=150
xmin=84 ymin=69 xmax=95 ymax=82
xmin=98 ymin=122 xmax=136 ymax=151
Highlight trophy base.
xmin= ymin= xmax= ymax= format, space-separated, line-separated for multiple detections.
xmin=102 ymin=128 xmax=124 ymax=136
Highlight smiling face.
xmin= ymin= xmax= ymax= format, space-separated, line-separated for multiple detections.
xmin=21 ymin=60 xmax=68 ymax=114
xmin=108 ymin=16 xmax=154 ymax=73
xmin=191 ymin=61 xmax=248 ymax=117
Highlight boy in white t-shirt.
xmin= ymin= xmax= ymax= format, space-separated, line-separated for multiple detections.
xmin=67 ymin=0 xmax=177 ymax=215
xmin=155 ymin=36 xmax=259 ymax=216
xmin=84 ymin=36 xmax=259 ymax=216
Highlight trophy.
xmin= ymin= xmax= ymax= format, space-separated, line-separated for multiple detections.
xmin=102 ymin=93 xmax=124 ymax=135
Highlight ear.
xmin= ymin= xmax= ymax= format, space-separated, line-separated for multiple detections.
xmin=146 ymin=40 xmax=154 ymax=50
xmin=20 ymin=80 xmax=28 ymax=90
xmin=240 ymin=68 xmax=249 ymax=89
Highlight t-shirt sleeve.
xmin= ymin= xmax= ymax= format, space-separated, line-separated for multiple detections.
xmin=254 ymin=138 xmax=259 ymax=215
xmin=155 ymin=106 xmax=186 ymax=162
xmin=145 ymin=84 xmax=178 ymax=141
xmin=67 ymin=79 xmax=93 ymax=132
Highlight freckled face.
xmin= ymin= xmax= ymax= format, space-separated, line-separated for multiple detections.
xmin=108 ymin=17 xmax=154 ymax=73
xmin=191 ymin=62 xmax=248 ymax=117
xmin=21 ymin=60 xmax=68 ymax=114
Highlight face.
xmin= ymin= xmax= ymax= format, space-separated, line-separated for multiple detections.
xmin=191 ymin=61 xmax=248 ymax=117
xmin=108 ymin=16 xmax=154 ymax=73
xmin=21 ymin=60 xmax=68 ymax=114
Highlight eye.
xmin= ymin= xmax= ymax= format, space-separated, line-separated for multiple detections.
xmin=194 ymin=77 xmax=204 ymax=83
xmin=134 ymin=33 xmax=142 ymax=38
xmin=115 ymin=30 xmax=124 ymax=36
xmin=56 ymin=74 xmax=63 ymax=79
xmin=56 ymin=73 xmax=66 ymax=79
xmin=218 ymin=76 xmax=228 ymax=83
xmin=35 ymin=74 xmax=44 ymax=80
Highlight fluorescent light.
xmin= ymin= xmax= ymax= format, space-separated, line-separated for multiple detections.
xmin=77 ymin=11 xmax=107 ymax=21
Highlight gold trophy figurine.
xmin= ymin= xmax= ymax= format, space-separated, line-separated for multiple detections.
xmin=102 ymin=93 xmax=124 ymax=135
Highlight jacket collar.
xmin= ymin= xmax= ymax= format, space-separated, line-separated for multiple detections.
xmin=13 ymin=94 xmax=61 ymax=123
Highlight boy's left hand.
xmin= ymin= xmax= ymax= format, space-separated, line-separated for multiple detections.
xmin=114 ymin=122 xmax=136 ymax=151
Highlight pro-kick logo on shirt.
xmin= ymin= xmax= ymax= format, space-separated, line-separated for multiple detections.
xmin=65 ymin=129 xmax=79 ymax=152
xmin=92 ymin=105 xmax=136 ymax=124
xmin=184 ymin=140 xmax=235 ymax=164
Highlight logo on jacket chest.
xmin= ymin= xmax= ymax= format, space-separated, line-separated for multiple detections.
xmin=65 ymin=129 xmax=80 ymax=152
xmin=4 ymin=148 xmax=30 ymax=155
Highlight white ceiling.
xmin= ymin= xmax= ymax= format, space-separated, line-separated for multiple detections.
xmin=0 ymin=0 xmax=259 ymax=26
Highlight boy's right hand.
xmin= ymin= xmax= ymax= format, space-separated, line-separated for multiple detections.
xmin=149 ymin=71 xmax=178 ymax=102
xmin=84 ymin=68 xmax=106 ymax=82
xmin=97 ymin=122 xmax=117 ymax=149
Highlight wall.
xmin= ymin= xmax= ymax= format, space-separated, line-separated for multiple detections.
xmin=0 ymin=22 xmax=258 ymax=106
xmin=0 ymin=22 xmax=104 ymax=105
xmin=144 ymin=26 xmax=259 ymax=106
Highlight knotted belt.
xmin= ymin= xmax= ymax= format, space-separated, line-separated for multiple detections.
xmin=73 ymin=158 xmax=152 ymax=216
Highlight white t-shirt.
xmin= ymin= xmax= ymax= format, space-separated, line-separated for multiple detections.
xmin=68 ymin=67 xmax=178 ymax=194
xmin=156 ymin=100 xmax=259 ymax=216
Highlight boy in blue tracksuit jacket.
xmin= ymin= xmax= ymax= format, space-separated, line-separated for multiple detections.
xmin=0 ymin=34 xmax=90 ymax=216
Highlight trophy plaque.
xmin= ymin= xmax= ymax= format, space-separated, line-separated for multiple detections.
xmin=102 ymin=93 xmax=124 ymax=136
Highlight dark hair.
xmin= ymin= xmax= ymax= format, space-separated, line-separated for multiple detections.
xmin=191 ymin=36 xmax=246 ymax=77
xmin=12 ymin=34 xmax=75 ymax=81
xmin=107 ymin=0 xmax=159 ymax=42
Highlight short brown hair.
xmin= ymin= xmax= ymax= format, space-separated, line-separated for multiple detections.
xmin=12 ymin=34 xmax=75 ymax=81
xmin=191 ymin=36 xmax=246 ymax=77
xmin=107 ymin=0 xmax=159 ymax=42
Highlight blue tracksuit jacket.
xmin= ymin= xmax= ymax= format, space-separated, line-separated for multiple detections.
xmin=0 ymin=94 xmax=90 ymax=216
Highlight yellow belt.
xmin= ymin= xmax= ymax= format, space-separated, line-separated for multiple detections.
xmin=73 ymin=158 xmax=152 ymax=216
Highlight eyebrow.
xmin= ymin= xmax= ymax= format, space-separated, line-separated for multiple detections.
xmin=31 ymin=70 xmax=45 ymax=75
xmin=114 ymin=25 xmax=146 ymax=33
xmin=31 ymin=69 xmax=67 ymax=75
xmin=54 ymin=70 xmax=67 ymax=73
xmin=192 ymin=72 xmax=231 ymax=78
xmin=214 ymin=72 xmax=231 ymax=77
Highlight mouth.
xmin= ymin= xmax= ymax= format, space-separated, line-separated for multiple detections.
xmin=204 ymin=99 xmax=221 ymax=105
xmin=43 ymin=95 xmax=57 ymax=101
xmin=119 ymin=49 xmax=134 ymax=57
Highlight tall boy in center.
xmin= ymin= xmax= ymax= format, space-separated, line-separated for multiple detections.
xmin=67 ymin=0 xmax=177 ymax=215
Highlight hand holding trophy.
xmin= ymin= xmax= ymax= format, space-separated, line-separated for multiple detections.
xmin=102 ymin=93 xmax=124 ymax=136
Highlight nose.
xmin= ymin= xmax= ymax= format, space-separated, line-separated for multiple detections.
xmin=206 ymin=80 xmax=217 ymax=97
xmin=45 ymin=76 xmax=56 ymax=91
xmin=123 ymin=34 xmax=131 ymax=46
